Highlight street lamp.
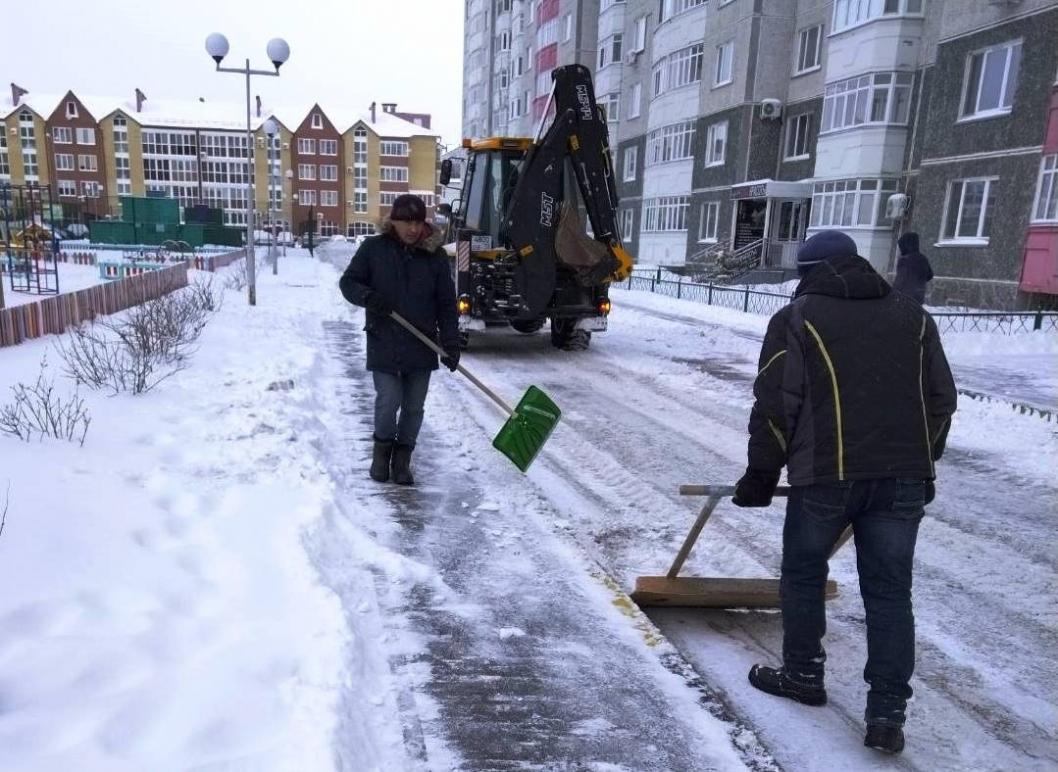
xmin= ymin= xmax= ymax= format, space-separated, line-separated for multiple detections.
xmin=205 ymin=32 xmax=290 ymax=306
xmin=263 ymin=117 xmax=279 ymax=274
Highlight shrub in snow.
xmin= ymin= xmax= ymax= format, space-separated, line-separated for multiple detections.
xmin=223 ymin=255 xmax=254 ymax=292
xmin=0 ymin=358 xmax=91 ymax=446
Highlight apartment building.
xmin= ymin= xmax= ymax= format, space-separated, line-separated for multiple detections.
xmin=461 ymin=0 xmax=1058 ymax=308
xmin=0 ymin=86 xmax=440 ymax=240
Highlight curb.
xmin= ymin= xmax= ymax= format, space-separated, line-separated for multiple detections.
xmin=957 ymin=388 xmax=1054 ymax=423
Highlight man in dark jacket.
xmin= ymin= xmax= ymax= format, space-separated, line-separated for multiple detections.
xmin=892 ymin=231 xmax=933 ymax=305
xmin=733 ymin=230 xmax=957 ymax=755
xmin=339 ymin=194 xmax=460 ymax=485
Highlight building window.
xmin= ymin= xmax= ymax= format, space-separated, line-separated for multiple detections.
xmin=705 ymin=121 xmax=727 ymax=167
xmin=22 ymin=153 xmax=39 ymax=179
xmin=536 ymin=69 xmax=554 ymax=97
xmin=57 ymin=180 xmax=77 ymax=197
xmin=1033 ymin=155 xmax=1058 ymax=222
xmin=714 ymin=42 xmax=733 ymax=87
xmin=784 ymin=113 xmax=812 ymax=160
xmin=298 ymin=189 xmax=316 ymax=205
xmin=112 ymin=121 xmax=129 ymax=154
xmin=380 ymin=166 xmax=409 ymax=182
xmin=18 ymin=112 xmax=36 ymax=150
xmin=499 ymin=30 xmax=512 ymax=51
xmin=298 ymin=164 xmax=316 ymax=180
xmin=600 ymin=0 xmax=625 ymax=10
xmin=311 ymin=113 xmax=323 ymax=129
xmin=646 ymin=121 xmax=695 ymax=165
xmin=810 ymin=178 xmax=898 ymax=228
xmin=78 ymin=154 xmax=98 ymax=172
xmin=80 ymin=181 xmax=100 ymax=198
xmin=319 ymin=164 xmax=338 ymax=181
xmin=821 ymin=72 xmax=913 ymax=133
xmin=623 ymin=146 xmax=637 ymax=181
xmin=833 ymin=0 xmax=924 ymax=33
xmin=633 ymin=16 xmax=647 ymax=52
xmin=348 ymin=221 xmax=374 ymax=236
xmin=796 ymin=25 xmax=822 ymax=73
xmin=643 ymin=195 xmax=690 ymax=232
xmin=353 ymin=190 xmax=368 ymax=213
xmin=629 ymin=83 xmax=642 ymax=118
xmin=380 ymin=191 xmax=399 ymax=206
xmin=620 ymin=208 xmax=634 ymax=241
xmin=354 ymin=127 xmax=368 ymax=164
xmin=960 ymin=40 xmax=1021 ymax=121
xmin=496 ymin=0 xmax=511 ymax=13
xmin=320 ymin=190 xmax=339 ymax=207
xmin=515 ymin=54 xmax=525 ymax=76
xmin=297 ymin=138 xmax=316 ymax=154
xmin=0 ymin=135 xmax=9 ymax=178
xmin=652 ymin=44 xmax=704 ymax=98
xmin=600 ymin=93 xmax=620 ymax=122
xmin=776 ymin=200 xmax=807 ymax=241
xmin=75 ymin=128 xmax=95 ymax=145
xmin=658 ymin=0 xmax=706 ymax=23
xmin=53 ymin=127 xmax=73 ymax=144
xmin=698 ymin=201 xmax=720 ymax=242
xmin=598 ymin=33 xmax=623 ymax=69
xmin=319 ymin=139 xmax=338 ymax=155
xmin=537 ymin=17 xmax=559 ymax=48
xmin=940 ymin=177 xmax=996 ymax=243
xmin=380 ymin=140 xmax=410 ymax=157
xmin=65 ymin=101 xmax=78 ymax=118
xmin=564 ymin=13 xmax=572 ymax=41
xmin=54 ymin=153 xmax=75 ymax=171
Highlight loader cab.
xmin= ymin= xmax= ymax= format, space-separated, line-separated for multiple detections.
xmin=456 ymin=138 xmax=532 ymax=248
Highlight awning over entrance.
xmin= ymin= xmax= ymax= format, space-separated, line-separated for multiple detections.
xmin=730 ymin=179 xmax=813 ymax=200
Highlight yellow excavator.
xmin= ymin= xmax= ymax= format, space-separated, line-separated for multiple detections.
xmin=440 ymin=64 xmax=634 ymax=350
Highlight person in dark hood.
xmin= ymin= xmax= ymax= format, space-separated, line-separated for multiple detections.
xmin=892 ymin=232 xmax=933 ymax=305
xmin=339 ymin=194 xmax=460 ymax=486
xmin=733 ymin=230 xmax=957 ymax=755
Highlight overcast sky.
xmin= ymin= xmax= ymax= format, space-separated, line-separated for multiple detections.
xmin=6 ymin=0 xmax=465 ymax=147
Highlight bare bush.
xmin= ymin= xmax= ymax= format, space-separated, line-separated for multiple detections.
xmin=0 ymin=358 xmax=91 ymax=445
xmin=223 ymin=253 xmax=254 ymax=292
xmin=188 ymin=273 xmax=222 ymax=313
xmin=57 ymin=283 xmax=218 ymax=395
xmin=0 ymin=481 xmax=8 ymax=538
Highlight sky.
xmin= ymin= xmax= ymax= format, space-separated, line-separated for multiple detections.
xmin=4 ymin=0 xmax=466 ymax=147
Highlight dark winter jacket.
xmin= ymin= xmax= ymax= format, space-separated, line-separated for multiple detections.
xmin=339 ymin=226 xmax=459 ymax=374
xmin=746 ymin=254 xmax=957 ymax=486
xmin=892 ymin=232 xmax=934 ymax=305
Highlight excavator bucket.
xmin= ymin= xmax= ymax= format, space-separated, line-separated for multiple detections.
xmin=631 ymin=485 xmax=850 ymax=609
xmin=491 ymin=385 xmax=561 ymax=472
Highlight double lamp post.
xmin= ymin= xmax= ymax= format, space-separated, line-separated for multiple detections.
xmin=204 ymin=33 xmax=290 ymax=306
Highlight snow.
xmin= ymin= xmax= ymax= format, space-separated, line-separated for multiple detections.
xmin=0 ymin=248 xmax=1054 ymax=770
xmin=2 ymin=261 xmax=106 ymax=307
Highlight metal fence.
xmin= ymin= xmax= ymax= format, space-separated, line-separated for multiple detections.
xmin=618 ymin=268 xmax=1058 ymax=334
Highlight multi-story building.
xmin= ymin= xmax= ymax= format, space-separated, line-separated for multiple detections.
xmin=0 ymin=85 xmax=441 ymax=240
xmin=462 ymin=0 xmax=1058 ymax=308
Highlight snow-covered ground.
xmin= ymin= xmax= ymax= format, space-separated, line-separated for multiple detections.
xmin=0 ymin=248 xmax=1054 ymax=770
xmin=2 ymin=262 xmax=106 ymax=308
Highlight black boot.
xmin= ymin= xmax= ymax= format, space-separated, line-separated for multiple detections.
xmin=864 ymin=725 xmax=905 ymax=754
xmin=391 ymin=443 xmax=415 ymax=486
xmin=370 ymin=437 xmax=394 ymax=483
xmin=748 ymin=664 xmax=827 ymax=706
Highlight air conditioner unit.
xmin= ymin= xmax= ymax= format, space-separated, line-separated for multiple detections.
xmin=347 ymin=166 xmax=355 ymax=173
xmin=624 ymin=50 xmax=641 ymax=65
xmin=886 ymin=193 xmax=910 ymax=220
xmin=760 ymin=99 xmax=783 ymax=120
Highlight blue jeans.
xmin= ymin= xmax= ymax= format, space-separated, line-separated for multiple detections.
xmin=372 ymin=370 xmax=431 ymax=447
xmin=781 ymin=478 xmax=925 ymax=727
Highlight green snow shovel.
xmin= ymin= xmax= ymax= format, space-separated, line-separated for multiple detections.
xmin=388 ymin=311 xmax=560 ymax=472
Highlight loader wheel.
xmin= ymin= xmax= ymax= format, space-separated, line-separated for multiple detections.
xmin=550 ymin=320 xmax=591 ymax=351
xmin=511 ymin=318 xmax=545 ymax=334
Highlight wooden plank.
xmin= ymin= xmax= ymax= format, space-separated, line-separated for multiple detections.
xmin=631 ymin=576 xmax=839 ymax=609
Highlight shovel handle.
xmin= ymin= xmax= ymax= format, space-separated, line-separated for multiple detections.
xmin=680 ymin=485 xmax=792 ymax=497
xmin=388 ymin=311 xmax=514 ymax=417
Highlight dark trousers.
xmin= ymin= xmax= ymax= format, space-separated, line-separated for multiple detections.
xmin=781 ymin=478 xmax=925 ymax=727
xmin=372 ymin=370 xmax=431 ymax=447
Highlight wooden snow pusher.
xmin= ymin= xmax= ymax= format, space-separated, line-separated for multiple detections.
xmin=631 ymin=484 xmax=853 ymax=609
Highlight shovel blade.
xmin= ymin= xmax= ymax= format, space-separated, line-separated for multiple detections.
xmin=492 ymin=385 xmax=561 ymax=472
xmin=631 ymin=576 xmax=838 ymax=609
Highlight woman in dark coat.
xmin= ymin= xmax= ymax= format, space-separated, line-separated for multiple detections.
xmin=892 ymin=232 xmax=934 ymax=305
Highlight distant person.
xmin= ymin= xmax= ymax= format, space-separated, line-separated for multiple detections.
xmin=732 ymin=230 xmax=957 ymax=755
xmin=338 ymin=194 xmax=460 ymax=486
xmin=892 ymin=232 xmax=933 ymax=305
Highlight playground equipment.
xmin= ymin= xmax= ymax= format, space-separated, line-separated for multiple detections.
xmin=1 ymin=183 xmax=60 ymax=297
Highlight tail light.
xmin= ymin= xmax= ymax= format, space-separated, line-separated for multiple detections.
xmin=457 ymin=295 xmax=472 ymax=315
xmin=597 ymin=298 xmax=612 ymax=315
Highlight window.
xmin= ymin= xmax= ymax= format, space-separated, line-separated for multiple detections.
xmin=319 ymin=164 xmax=339 ymax=181
xmin=380 ymin=192 xmax=399 ymax=206
xmin=796 ymin=25 xmax=822 ymax=73
xmin=319 ymin=139 xmax=338 ymax=155
xmin=22 ymin=153 xmax=38 ymax=179
xmin=495 ymin=0 xmax=511 ymax=12
xmin=821 ymin=72 xmax=913 ymax=133
xmin=705 ymin=121 xmax=727 ymax=166
xmin=564 ymin=13 xmax=572 ymax=41
xmin=298 ymin=189 xmax=317 ymax=205
xmin=380 ymin=141 xmax=409 ymax=157
xmin=833 ymin=0 xmax=923 ymax=32
xmin=537 ymin=17 xmax=559 ymax=48
xmin=776 ymin=201 xmax=807 ymax=241
xmin=499 ymin=31 xmax=511 ymax=51
xmin=643 ymin=195 xmax=690 ymax=231
xmin=598 ymin=34 xmax=623 ymax=69
xmin=623 ymin=146 xmax=637 ymax=181
xmin=311 ymin=113 xmax=323 ymax=129
xmin=57 ymin=180 xmax=77 ymax=197
xmin=1033 ymin=155 xmax=1058 ymax=222
xmin=298 ymin=138 xmax=316 ymax=154
xmin=960 ymin=41 xmax=1021 ymax=120
xmin=620 ymin=208 xmax=634 ymax=241
xmin=784 ymin=113 xmax=812 ymax=159
xmin=633 ymin=16 xmax=647 ymax=52
xmin=320 ymin=190 xmax=339 ymax=207
xmin=354 ymin=127 xmax=368 ymax=164
xmin=651 ymin=44 xmax=704 ymax=97
xmin=646 ymin=121 xmax=695 ymax=165
xmin=75 ymin=128 xmax=95 ymax=145
xmin=601 ymin=0 xmax=625 ymax=10
xmin=629 ymin=83 xmax=642 ymax=118
xmin=658 ymin=0 xmax=706 ymax=23
xmin=349 ymin=221 xmax=374 ymax=236
xmin=144 ymin=158 xmax=171 ymax=181
xmin=515 ymin=54 xmax=525 ymax=76
xmin=536 ymin=69 xmax=554 ymax=97
xmin=698 ymin=201 xmax=720 ymax=242
xmin=380 ymin=166 xmax=409 ymax=182
xmin=0 ymin=135 xmax=9 ymax=178
xmin=112 ymin=119 xmax=129 ymax=154
xmin=940 ymin=178 xmax=996 ymax=243
xmin=298 ymin=163 xmax=316 ymax=180
xmin=810 ymin=178 xmax=899 ymax=228
xmin=54 ymin=153 xmax=75 ymax=171
xmin=78 ymin=154 xmax=98 ymax=172
xmin=80 ymin=181 xmax=100 ymax=198
xmin=714 ymin=42 xmax=733 ymax=87
xmin=18 ymin=112 xmax=36 ymax=151
xmin=114 ymin=155 xmax=131 ymax=178
xmin=65 ymin=101 xmax=78 ymax=118
xmin=353 ymin=190 xmax=368 ymax=213
xmin=53 ymin=127 xmax=72 ymax=144
xmin=600 ymin=93 xmax=620 ymax=122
